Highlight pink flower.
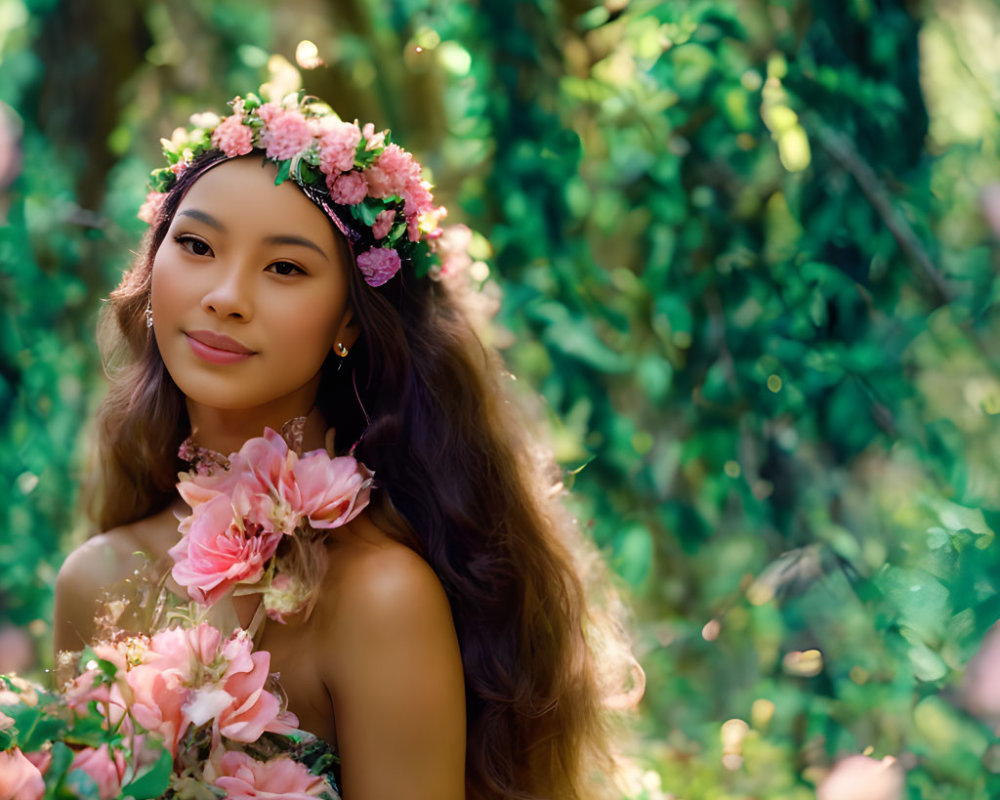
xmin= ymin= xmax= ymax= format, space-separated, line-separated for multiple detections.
xmin=401 ymin=176 xmax=436 ymax=219
xmin=356 ymin=247 xmax=402 ymax=287
xmin=293 ymin=452 xmax=372 ymax=529
xmin=69 ymin=745 xmax=127 ymax=800
xmin=170 ymin=493 xmax=283 ymax=606
xmin=817 ymin=755 xmax=904 ymax=800
xmin=361 ymin=121 xmax=387 ymax=151
xmin=214 ymin=752 xmax=328 ymax=800
xmin=328 ymin=171 xmax=367 ymax=205
xmin=372 ymin=209 xmax=395 ymax=240
xmin=317 ymin=119 xmax=361 ymax=176
xmin=216 ymin=642 xmax=298 ymax=741
xmin=126 ymin=663 xmax=189 ymax=756
xmin=262 ymin=571 xmax=318 ymax=623
xmin=238 ymin=430 xmax=300 ymax=510
xmin=22 ymin=752 xmax=50 ymax=778
xmin=137 ymin=190 xmax=166 ymax=224
xmin=212 ymin=114 xmax=254 ymax=157
xmin=0 ymin=748 xmax=44 ymax=800
xmin=365 ymin=143 xmax=420 ymax=199
xmin=64 ymin=667 xmax=129 ymax=727
xmin=256 ymin=104 xmax=313 ymax=161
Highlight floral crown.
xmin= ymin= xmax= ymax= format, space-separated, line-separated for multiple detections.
xmin=139 ymin=90 xmax=454 ymax=287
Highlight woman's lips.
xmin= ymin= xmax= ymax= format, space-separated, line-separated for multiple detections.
xmin=185 ymin=332 xmax=255 ymax=365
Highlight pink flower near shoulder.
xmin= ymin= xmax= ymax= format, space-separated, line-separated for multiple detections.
xmin=214 ymin=752 xmax=328 ymax=800
xmin=169 ymin=493 xmax=283 ymax=606
xmin=327 ymin=170 xmax=367 ymax=205
xmin=125 ymin=663 xmax=189 ymax=756
xmin=22 ymin=752 xmax=50 ymax=779
xmin=258 ymin=106 xmax=313 ymax=161
xmin=293 ymin=453 xmax=372 ymax=529
xmin=63 ymin=667 xmax=129 ymax=727
xmin=239 ymin=430 xmax=301 ymax=514
xmin=137 ymin=190 xmax=166 ymax=224
xmin=356 ymin=247 xmax=402 ymax=287
xmin=216 ymin=636 xmax=298 ymax=741
xmin=212 ymin=113 xmax=253 ymax=157
xmin=0 ymin=748 xmax=44 ymax=800
xmin=69 ymin=745 xmax=127 ymax=800
xmin=318 ymin=119 xmax=361 ymax=176
xmin=372 ymin=209 xmax=395 ymax=240
xmin=217 ymin=655 xmax=293 ymax=742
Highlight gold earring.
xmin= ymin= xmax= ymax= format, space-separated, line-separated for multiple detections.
xmin=335 ymin=342 xmax=349 ymax=357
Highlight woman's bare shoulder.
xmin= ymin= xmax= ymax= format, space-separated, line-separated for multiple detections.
xmin=54 ymin=514 xmax=172 ymax=655
xmin=313 ymin=515 xmax=466 ymax=798
xmin=320 ymin=514 xmax=451 ymax=626
xmin=56 ymin=528 xmax=145 ymax=597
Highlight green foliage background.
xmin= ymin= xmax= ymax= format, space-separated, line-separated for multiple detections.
xmin=2 ymin=0 xmax=1000 ymax=796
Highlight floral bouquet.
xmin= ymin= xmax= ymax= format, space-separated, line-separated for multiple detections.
xmin=0 ymin=623 xmax=339 ymax=799
xmin=1 ymin=423 xmax=373 ymax=798
xmin=171 ymin=425 xmax=373 ymax=623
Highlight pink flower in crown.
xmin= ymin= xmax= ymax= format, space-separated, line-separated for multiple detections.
xmin=214 ymin=751 xmax=328 ymax=800
xmin=361 ymin=121 xmax=387 ymax=151
xmin=69 ymin=744 xmax=127 ymax=800
xmin=293 ymin=452 xmax=373 ymax=529
xmin=357 ymin=247 xmax=402 ymax=287
xmin=365 ymin=143 xmax=421 ymax=199
xmin=256 ymin=103 xmax=313 ymax=161
xmin=402 ymin=176 xmax=436 ymax=219
xmin=372 ymin=209 xmax=395 ymax=240
xmin=317 ymin=118 xmax=362 ymax=176
xmin=169 ymin=492 xmax=284 ymax=606
xmin=0 ymin=748 xmax=45 ymax=800
xmin=212 ymin=113 xmax=253 ymax=157
xmin=328 ymin=170 xmax=368 ymax=205
xmin=137 ymin=190 xmax=166 ymax=224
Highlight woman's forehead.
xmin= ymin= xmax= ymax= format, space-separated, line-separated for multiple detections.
xmin=175 ymin=157 xmax=339 ymax=249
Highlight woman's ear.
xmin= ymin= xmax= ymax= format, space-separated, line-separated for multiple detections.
xmin=333 ymin=307 xmax=360 ymax=353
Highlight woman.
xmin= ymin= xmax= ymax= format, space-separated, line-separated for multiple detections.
xmin=54 ymin=90 xmax=639 ymax=800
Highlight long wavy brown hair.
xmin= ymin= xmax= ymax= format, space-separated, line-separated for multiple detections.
xmin=86 ymin=149 xmax=641 ymax=800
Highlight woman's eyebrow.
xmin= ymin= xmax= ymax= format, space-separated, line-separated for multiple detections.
xmin=176 ymin=208 xmax=331 ymax=260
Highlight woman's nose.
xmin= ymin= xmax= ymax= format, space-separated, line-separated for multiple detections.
xmin=200 ymin=263 xmax=254 ymax=320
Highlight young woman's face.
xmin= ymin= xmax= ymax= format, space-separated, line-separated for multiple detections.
xmin=150 ymin=156 xmax=356 ymax=415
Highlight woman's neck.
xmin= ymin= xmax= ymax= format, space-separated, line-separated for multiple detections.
xmin=184 ymin=402 xmax=331 ymax=456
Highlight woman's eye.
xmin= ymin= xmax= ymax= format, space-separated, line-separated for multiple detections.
xmin=267 ymin=261 xmax=305 ymax=277
xmin=175 ymin=235 xmax=212 ymax=257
